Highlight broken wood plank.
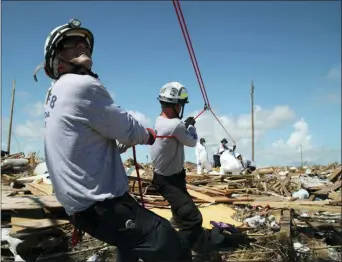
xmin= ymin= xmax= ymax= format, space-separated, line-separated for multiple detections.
xmin=187 ymin=189 xmax=253 ymax=203
xmin=327 ymin=167 xmax=342 ymax=182
xmin=186 ymin=184 xmax=225 ymax=196
xmin=2 ymin=195 xmax=62 ymax=210
xmin=10 ymin=217 xmax=69 ymax=233
xmin=328 ymin=191 xmax=341 ymax=201
xmin=187 ymin=189 xmax=216 ymax=203
xmin=308 ymin=195 xmax=316 ymax=201
xmin=213 ymin=196 xmax=254 ymax=203
xmin=312 ymin=180 xmax=341 ymax=195
xmin=27 ymin=183 xmax=53 ymax=196
xmin=256 ymin=167 xmax=274 ymax=175
xmin=276 ymin=174 xmax=291 ymax=197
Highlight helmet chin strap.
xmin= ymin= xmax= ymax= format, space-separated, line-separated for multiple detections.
xmin=58 ymin=57 xmax=98 ymax=79
xmin=172 ymin=104 xmax=185 ymax=120
xmin=33 ymin=58 xmax=99 ymax=82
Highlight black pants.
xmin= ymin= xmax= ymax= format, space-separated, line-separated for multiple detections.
xmin=213 ymin=155 xmax=221 ymax=168
xmin=69 ymin=192 xmax=192 ymax=262
xmin=152 ymin=169 xmax=204 ymax=249
xmin=248 ymin=166 xmax=256 ymax=172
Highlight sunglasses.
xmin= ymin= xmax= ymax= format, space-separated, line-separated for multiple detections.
xmin=58 ymin=36 xmax=90 ymax=50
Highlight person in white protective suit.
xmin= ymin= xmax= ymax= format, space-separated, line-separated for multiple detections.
xmin=219 ymin=150 xmax=243 ymax=175
xmin=195 ymin=138 xmax=212 ymax=175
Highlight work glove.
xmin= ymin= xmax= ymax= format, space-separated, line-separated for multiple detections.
xmin=184 ymin=116 xmax=196 ymax=128
xmin=146 ymin=128 xmax=156 ymax=145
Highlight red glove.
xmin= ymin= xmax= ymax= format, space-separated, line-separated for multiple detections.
xmin=146 ymin=128 xmax=156 ymax=145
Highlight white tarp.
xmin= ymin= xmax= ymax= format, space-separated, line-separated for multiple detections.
xmin=34 ymin=162 xmax=48 ymax=176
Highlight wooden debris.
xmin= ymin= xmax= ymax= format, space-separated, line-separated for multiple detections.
xmin=327 ymin=167 xmax=342 ymax=182
xmin=1 ymin=158 xmax=341 ymax=260
xmin=2 ymin=195 xmax=62 ymax=210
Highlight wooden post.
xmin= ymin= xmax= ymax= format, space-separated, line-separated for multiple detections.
xmin=300 ymin=144 xmax=303 ymax=167
xmin=251 ymin=81 xmax=255 ymax=162
xmin=7 ymin=80 xmax=16 ymax=154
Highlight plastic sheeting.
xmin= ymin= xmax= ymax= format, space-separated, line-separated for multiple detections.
xmin=219 ymin=151 xmax=243 ymax=175
xmin=292 ymin=188 xmax=310 ymax=199
xmin=34 ymin=162 xmax=48 ymax=176
xmin=1 ymin=158 xmax=28 ymax=168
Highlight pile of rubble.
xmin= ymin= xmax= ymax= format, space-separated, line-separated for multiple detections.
xmin=1 ymin=156 xmax=341 ymax=261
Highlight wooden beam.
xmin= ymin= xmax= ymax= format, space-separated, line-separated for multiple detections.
xmin=2 ymin=195 xmax=62 ymax=210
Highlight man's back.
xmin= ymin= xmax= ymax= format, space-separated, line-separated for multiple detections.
xmin=44 ymin=74 xmax=138 ymax=215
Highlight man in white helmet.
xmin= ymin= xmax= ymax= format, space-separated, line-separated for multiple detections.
xmin=36 ymin=19 xmax=191 ymax=262
xmin=150 ymin=82 xmax=221 ymax=259
xmin=195 ymin=138 xmax=212 ymax=175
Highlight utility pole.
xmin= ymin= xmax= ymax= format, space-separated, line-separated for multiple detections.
xmin=7 ymin=80 xmax=16 ymax=154
xmin=300 ymin=144 xmax=303 ymax=167
xmin=251 ymin=81 xmax=255 ymax=161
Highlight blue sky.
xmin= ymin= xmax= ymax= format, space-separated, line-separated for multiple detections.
xmin=2 ymin=1 xmax=341 ymax=165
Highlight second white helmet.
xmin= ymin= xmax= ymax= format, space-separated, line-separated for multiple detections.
xmin=158 ymin=82 xmax=189 ymax=104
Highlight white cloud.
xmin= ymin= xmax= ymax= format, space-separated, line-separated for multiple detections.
xmin=22 ymin=101 xmax=45 ymax=117
xmin=270 ymin=118 xmax=339 ymax=165
xmin=127 ymin=110 xmax=152 ymax=128
xmin=326 ymin=64 xmax=341 ymax=81
xmin=285 ymin=118 xmax=312 ymax=148
xmin=189 ymin=105 xmax=295 ymax=149
xmin=185 ymin=106 xmax=339 ymax=166
xmin=15 ymin=120 xmax=45 ymax=142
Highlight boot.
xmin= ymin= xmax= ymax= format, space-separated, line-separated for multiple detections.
xmin=192 ymin=229 xmax=224 ymax=262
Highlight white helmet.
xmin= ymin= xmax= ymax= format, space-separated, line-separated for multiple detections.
xmin=235 ymin=152 xmax=242 ymax=158
xmin=34 ymin=19 xmax=94 ymax=81
xmin=158 ymin=82 xmax=189 ymax=105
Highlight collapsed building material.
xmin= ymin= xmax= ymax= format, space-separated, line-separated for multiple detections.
xmin=1 ymin=159 xmax=341 ymax=261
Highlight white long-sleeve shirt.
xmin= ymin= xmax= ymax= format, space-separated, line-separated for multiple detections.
xmin=195 ymin=143 xmax=208 ymax=163
xmin=44 ymin=74 xmax=150 ymax=215
xmin=150 ymin=116 xmax=198 ymax=176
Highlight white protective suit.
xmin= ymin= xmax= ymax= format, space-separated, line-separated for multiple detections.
xmin=195 ymin=142 xmax=212 ymax=175
xmin=219 ymin=151 xmax=243 ymax=175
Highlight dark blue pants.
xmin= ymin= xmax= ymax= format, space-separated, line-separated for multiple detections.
xmin=69 ymin=192 xmax=192 ymax=262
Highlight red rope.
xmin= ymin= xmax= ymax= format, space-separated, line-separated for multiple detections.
xmin=194 ymin=107 xmax=207 ymax=120
xmin=209 ymin=108 xmax=236 ymax=144
xmin=172 ymin=0 xmax=236 ymax=144
xmin=172 ymin=0 xmax=209 ymax=107
xmin=132 ymin=0 xmax=236 ymax=207
xmin=132 ymin=146 xmax=145 ymax=207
